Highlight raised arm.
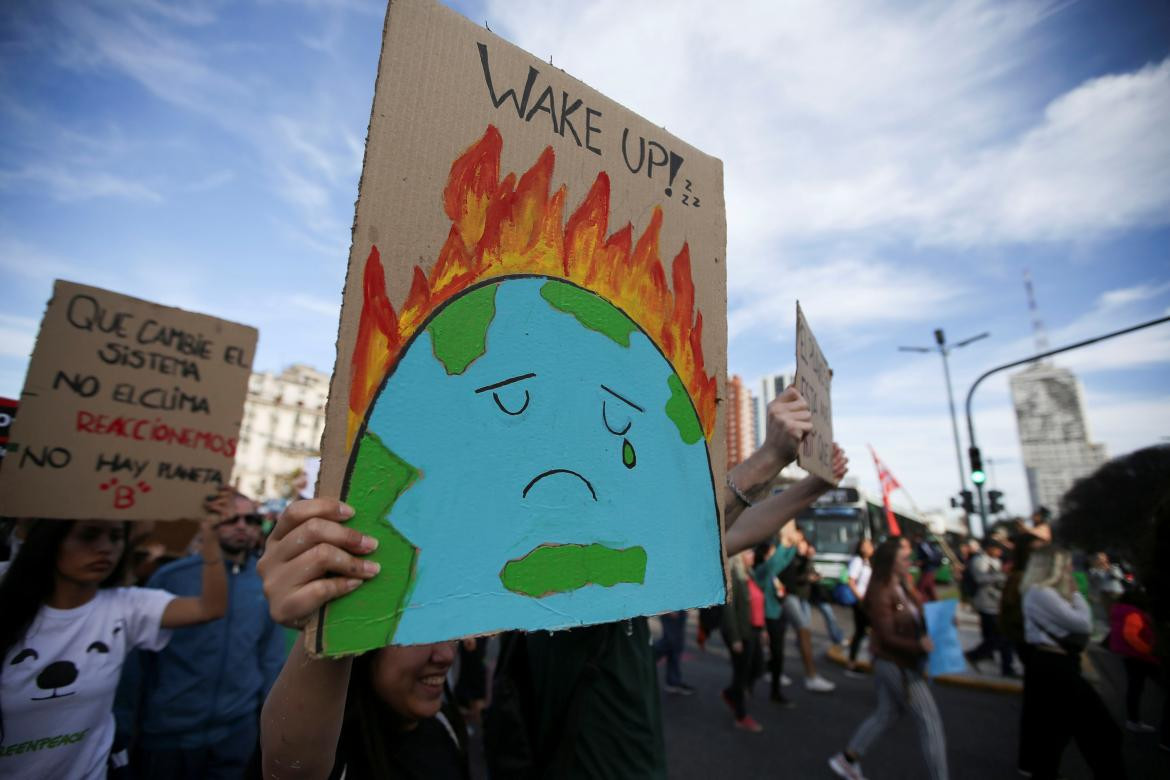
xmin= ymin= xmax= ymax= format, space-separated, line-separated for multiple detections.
xmin=725 ymin=444 xmax=848 ymax=556
xmin=723 ymin=386 xmax=810 ymax=529
xmin=159 ymin=490 xmax=231 ymax=628
xmin=257 ymin=498 xmax=380 ymax=780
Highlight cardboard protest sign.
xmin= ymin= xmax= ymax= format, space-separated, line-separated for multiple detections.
xmin=795 ymin=302 xmax=835 ymax=483
xmin=313 ymin=0 xmax=727 ymax=655
xmin=924 ymin=598 xmax=966 ymax=677
xmin=0 ymin=281 xmax=256 ymax=521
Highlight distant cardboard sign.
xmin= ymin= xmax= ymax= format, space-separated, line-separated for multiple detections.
xmin=0 ymin=281 xmax=256 ymax=521
xmin=313 ymin=0 xmax=728 ymax=655
xmin=795 ymin=302 xmax=835 ymax=483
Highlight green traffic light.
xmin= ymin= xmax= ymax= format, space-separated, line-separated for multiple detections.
xmin=971 ymin=470 xmax=986 ymax=484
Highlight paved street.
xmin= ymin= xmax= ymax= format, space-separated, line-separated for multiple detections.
xmin=466 ymin=605 xmax=1165 ymax=778
xmin=652 ymin=607 xmax=1165 ymax=779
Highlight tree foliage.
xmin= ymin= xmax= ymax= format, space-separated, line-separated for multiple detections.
xmin=1056 ymin=445 xmax=1170 ymax=564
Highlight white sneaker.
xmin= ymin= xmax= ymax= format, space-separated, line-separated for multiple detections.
xmin=1126 ymin=720 xmax=1156 ymax=733
xmin=828 ymin=752 xmax=866 ymax=780
xmin=780 ymin=673 xmax=792 ymax=687
xmin=805 ymin=675 xmax=836 ymax=693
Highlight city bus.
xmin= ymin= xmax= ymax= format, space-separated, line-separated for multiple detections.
xmin=793 ymin=485 xmax=933 ymax=585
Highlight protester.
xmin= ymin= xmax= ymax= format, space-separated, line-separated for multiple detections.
xmin=829 ymin=536 xmax=948 ymax=780
xmin=807 ymin=545 xmax=848 ymax=646
xmin=1028 ymin=506 xmax=1053 ymax=544
xmin=0 ymin=495 xmax=230 ymax=780
xmin=957 ymin=538 xmax=979 ymax=607
xmin=752 ymin=535 xmax=798 ymax=706
xmin=454 ymin=636 xmax=489 ymax=727
xmin=964 ymin=539 xmax=1015 ymax=676
xmin=914 ymin=533 xmax=942 ymax=602
xmin=1000 ymin=533 xmax=1043 ymax=776
xmin=1087 ymin=552 xmax=1125 ymax=635
xmin=745 ymin=543 xmax=768 ymax=689
xmin=653 ymin=610 xmax=693 ymax=695
xmin=720 ymin=553 xmax=763 ymax=732
xmin=118 ymin=490 xmax=286 ymax=779
xmin=1021 ymin=545 xmax=1125 ymax=779
xmin=257 ymin=500 xmax=467 ymax=779
xmin=770 ymin=531 xmax=836 ymax=693
xmin=844 ymin=538 xmax=874 ymax=677
xmin=1107 ymin=588 xmax=1164 ymax=735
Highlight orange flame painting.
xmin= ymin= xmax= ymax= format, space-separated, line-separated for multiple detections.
xmin=347 ymin=124 xmax=717 ymax=448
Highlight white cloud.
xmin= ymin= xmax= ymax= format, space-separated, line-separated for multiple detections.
xmin=0 ymin=238 xmax=91 ymax=282
xmin=1097 ymin=281 xmax=1170 ymax=311
xmin=0 ymin=164 xmax=162 ymax=203
xmin=488 ymin=0 xmax=1170 ymax=262
xmin=727 ymin=254 xmax=962 ymax=340
xmin=923 ymin=60 xmax=1170 ymax=245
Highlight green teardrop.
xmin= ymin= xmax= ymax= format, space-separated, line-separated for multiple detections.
xmin=622 ymin=438 xmax=636 ymax=469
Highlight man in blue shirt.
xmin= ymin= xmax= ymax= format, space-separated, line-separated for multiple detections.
xmin=122 ymin=490 xmax=287 ymax=778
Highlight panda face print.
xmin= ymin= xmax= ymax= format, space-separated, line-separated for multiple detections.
xmin=10 ymin=622 xmax=121 ymax=701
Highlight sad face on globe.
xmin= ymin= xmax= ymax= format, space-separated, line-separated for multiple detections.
xmin=323 ymin=126 xmax=724 ymax=652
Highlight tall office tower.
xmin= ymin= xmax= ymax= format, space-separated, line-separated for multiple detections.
xmin=726 ymin=375 xmax=756 ymax=469
xmin=1009 ymin=362 xmax=1107 ymax=514
xmin=754 ymin=372 xmax=793 ymax=449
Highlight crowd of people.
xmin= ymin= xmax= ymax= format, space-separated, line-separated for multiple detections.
xmin=0 ymin=385 xmax=1165 ymax=780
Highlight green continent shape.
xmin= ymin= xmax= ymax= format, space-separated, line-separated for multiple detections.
xmin=323 ymin=431 xmax=420 ymax=655
xmin=540 ymin=281 xmax=637 ymax=347
xmin=427 ymin=284 xmax=497 ymax=375
xmin=665 ymin=373 xmax=703 ymax=445
xmin=500 ymin=543 xmax=647 ymax=597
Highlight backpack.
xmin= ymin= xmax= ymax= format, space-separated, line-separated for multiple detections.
xmin=960 ymin=559 xmax=979 ymax=600
xmin=483 ymin=630 xmax=609 ymax=779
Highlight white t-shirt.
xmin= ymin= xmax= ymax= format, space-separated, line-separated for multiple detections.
xmin=847 ymin=555 xmax=872 ymax=598
xmin=0 ymin=587 xmax=176 ymax=779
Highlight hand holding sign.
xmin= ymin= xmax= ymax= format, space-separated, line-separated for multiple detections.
xmin=761 ymin=385 xmax=812 ymax=468
xmin=257 ymin=498 xmax=381 ymax=629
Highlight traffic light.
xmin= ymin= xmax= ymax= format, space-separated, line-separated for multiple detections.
xmin=959 ymin=489 xmax=974 ymax=514
xmin=968 ymin=446 xmax=986 ymax=485
xmin=988 ymin=490 xmax=1004 ymax=514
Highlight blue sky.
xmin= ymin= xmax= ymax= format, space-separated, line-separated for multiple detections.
xmin=2 ymin=0 xmax=1167 ymax=520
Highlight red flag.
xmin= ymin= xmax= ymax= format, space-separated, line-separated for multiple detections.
xmin=869 ymin=445 xmax=902 ymax=536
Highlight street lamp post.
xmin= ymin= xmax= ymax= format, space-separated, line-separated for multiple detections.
xmin=899 ymin=329 xmax=989 ymax=534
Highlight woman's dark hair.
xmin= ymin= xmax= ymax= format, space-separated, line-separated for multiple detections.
xmin=0 ymin=520 xmax=131 ymax=662
xmin=333 ymin=650 xmax=468 ymax=779
xmin=864 ymin=536 xmax=905 ymax=609
xmin=854 ymin=538 xmax=872 ymax=557
xmin=1009 ymin=533 xmax=1034 ymax=572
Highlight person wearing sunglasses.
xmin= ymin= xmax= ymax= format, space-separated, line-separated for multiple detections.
xmin=116 ymin=489 xmax=287 ymax=779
